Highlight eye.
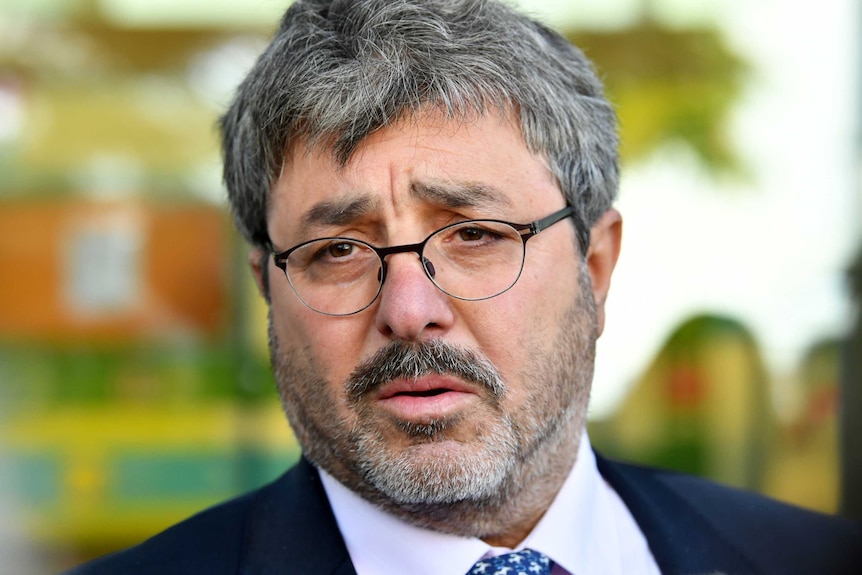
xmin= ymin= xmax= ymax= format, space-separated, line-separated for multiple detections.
xmin=304 ymin=240 xmax=361 ymax=265
xmin=327 ymin=242 xmax=354 ymax=258
xmin=457 ymin=226 xmax=489 ymax=242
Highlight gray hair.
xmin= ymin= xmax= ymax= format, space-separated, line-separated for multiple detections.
xmin=220 ymin=0 xmax=618 ymax=254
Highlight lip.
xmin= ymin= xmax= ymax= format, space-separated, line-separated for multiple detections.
xmin=373 ymin=375 xmax=481 ymax=421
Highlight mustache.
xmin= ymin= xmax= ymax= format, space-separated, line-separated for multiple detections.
xmin=345 ymin=340 xmax=505 ymax=401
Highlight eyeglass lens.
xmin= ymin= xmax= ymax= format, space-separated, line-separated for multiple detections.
xmin=284 ymin=220 xmax=527 ymax=315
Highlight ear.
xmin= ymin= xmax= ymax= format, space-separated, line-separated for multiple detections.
xmin=248 ymin=247 xmax=271 ymax=302
xmin=586 ymin=208 xmax=622 ymax=337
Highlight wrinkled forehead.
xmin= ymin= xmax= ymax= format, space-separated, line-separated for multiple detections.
xmin=278 ymin=107 xmax=554 ymax=192
xmin=282 ymin=103 xmax=540 ymax=172
xmin=279 ymin=105 xmax=554 ymax=191
xmin=267 ymin=109 xmax=563 ymax=241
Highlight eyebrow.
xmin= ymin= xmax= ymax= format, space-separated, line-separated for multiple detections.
xmin=410 ymin=181 xmax=511 ymax=210
xmin=297 ymin=180 xmax=511 ymax=237
xmin=300 ymin=195 xmax=380 ymax=231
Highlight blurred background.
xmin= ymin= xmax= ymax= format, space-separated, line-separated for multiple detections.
xmin=0 ymin=0 xmax=859 ymax=572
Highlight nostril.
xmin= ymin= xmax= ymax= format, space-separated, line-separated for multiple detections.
xmin=423 ymin=258 xmax=436 ymax=278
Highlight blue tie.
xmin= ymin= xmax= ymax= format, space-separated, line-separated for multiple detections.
xmin=467 ymin=549 xmax=554 ymax=575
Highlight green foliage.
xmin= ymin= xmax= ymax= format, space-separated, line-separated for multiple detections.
xmin=0 ymin=342 xmax=276 ymax=405
xmin=570 ymin=23 xmax=747 ymax=172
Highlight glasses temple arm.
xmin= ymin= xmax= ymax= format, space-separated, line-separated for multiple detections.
xmin=530 ymin=206 xmax=590 ymax=254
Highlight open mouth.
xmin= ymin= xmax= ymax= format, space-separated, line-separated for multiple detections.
xmin=377 ymin=375 xmax=472 ymax=400
xmin=394 ymin=388 xmax=451 ymax=398
xmin=375 ymin=376 xmax=478 ymax=421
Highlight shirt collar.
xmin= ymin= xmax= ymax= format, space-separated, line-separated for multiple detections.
xmin=520 ymin=433 xmax=623 ymax=575
xmin=320 ymin=468 xmax=485 ymax=575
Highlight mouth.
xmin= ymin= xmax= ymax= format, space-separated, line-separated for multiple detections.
xmin=389 ymin=388 xmax=450 ymax=398
xmin=374 ymin=376 xmax=480 ymax=421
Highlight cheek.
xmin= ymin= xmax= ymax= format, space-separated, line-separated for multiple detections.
xmin=463 ymin=297 xmax=538 ymax=387
xmin=469 ymin=260 xmax=581 ymax=393
xmin=271 ymin=293 xmax=370 ymax=385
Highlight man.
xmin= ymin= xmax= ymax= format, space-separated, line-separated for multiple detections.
xmin=70 ymin=1 xmax=862 ymax=573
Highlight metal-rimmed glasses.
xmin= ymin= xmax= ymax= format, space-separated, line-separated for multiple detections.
xmin=272 ymin=205 xmax=575 ymax=316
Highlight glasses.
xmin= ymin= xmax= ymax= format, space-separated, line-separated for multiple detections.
xmin=272 ymin=205 xmax=575 ymax=316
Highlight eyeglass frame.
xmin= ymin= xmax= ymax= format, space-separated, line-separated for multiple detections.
xmin=271 ymin=205 xmax=576 ymax=316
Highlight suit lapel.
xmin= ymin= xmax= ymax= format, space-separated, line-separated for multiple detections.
xmin=595 ymin=452 xmax=758 ymax=575
xmin=240 ymin=458 xmax=357 ymax=575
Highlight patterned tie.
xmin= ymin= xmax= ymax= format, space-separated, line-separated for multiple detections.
xmin=466 ymin=549 xmax=554 ymax=575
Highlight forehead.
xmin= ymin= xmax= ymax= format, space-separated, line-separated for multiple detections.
xmin=268 ymin=109 xmax=561 ymax=238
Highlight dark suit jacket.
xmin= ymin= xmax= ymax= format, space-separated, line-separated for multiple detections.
xmin=68 ymin=454 xmax=862 ymax=574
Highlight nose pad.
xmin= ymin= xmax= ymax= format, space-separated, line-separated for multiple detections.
xmin=422 ymin=257 xmax=436 ymax=279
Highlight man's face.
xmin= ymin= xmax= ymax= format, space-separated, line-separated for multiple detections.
xmin=257 ymin=110 xmax=620 ymax=534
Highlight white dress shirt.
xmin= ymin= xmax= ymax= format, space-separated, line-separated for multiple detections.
xmin=319 ymin=432 xmax=661 ymax=575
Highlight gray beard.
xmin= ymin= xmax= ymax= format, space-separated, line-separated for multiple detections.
xmin=269 ymin=266 xmax=597 ymax=537
xmin=346 ymin=340 xmax=518 ymax=505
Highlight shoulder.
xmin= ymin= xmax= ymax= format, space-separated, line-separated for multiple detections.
xmin=65 ymin=458 xmax=351 ymax=575
xmin=596 ymin=453 xmax=862 ymax=574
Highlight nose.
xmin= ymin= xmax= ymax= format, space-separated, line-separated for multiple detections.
xmin=373 ymin=252 xmax=455 ymax=341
